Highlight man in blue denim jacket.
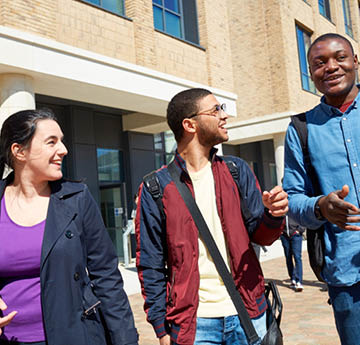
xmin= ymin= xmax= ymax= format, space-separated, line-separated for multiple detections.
xmin=283 ymin=33 xmax=360 ymax=345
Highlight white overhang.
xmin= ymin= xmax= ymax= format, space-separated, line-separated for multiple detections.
xmin=226 ymin=111 xmax=293 ymax=145
xmin=0 ymin=25 xmax=237 ymax=118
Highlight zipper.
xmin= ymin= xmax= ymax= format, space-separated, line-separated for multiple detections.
xmin=82 ymin=300 xmax=101 ymax=319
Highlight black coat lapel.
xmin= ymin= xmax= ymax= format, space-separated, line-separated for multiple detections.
xmin=40 ymin=180 xmax=84 ymax=270
xmin=40 ymin=195 xmax=77 ymax=270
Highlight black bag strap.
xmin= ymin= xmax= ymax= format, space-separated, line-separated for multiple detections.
xmin=143 ymin=171 xmax=165 ymax=222
xmin=167 ymin=161 xmax=260 ymax=344
xmin=291 ymin=113 xmax=326 ymax=283
xmin=290 ymin=113 xmax=321 ymax=196
xmin=143 ymin=158 xmax=254 ymax=229
xmin=266 ymin=280 xmax=282 ymax=326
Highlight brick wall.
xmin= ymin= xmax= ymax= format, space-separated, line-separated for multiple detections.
xmin=126 ymin=0 xmax=156 ymax=67
xmin=227 ymin=0 xmax=287 ymax=122
xmin=56 ymin=0 xmax=136 ymax=63
xmin=197 ymin=0 xmax=234 ymax=91
xmin=0 ymin=0 xmax=57 ymax=39
xmin=154 ymin=33 xmax=208 ymax=85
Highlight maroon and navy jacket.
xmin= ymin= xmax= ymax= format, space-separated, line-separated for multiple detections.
xmin=135 ymin=150 xmax=284 ymax=345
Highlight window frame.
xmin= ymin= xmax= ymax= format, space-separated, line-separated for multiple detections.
xmin=342 ymin=0 xmax=354 ymax=38
xmin=152 ymin=0 xmax=201 ymax=47
xmin=318 ymin=0 xmax=331 ymax=21
xmin=153 ymin=0 xmax=185 ymax=40
xmin=295 ymin=24 xmax=317 ymax=95
xmin=78 ymin=0 xmax=128 ymax=19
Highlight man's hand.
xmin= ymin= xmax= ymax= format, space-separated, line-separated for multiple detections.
xmin=262 ymin=186 xmax=288 ymax=217
xmin=0 ymin=298 xmax=17 ymax=335
xmin=318 ymin=185 xmax=360 ymax=231
xmin=159 ymin=334 xmax=171 ymax=345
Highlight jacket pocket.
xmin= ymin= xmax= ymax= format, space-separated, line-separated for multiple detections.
xmin=81 ymin=281 xmax=107 ymax=345
xmin=82 ymin=282 xmax=101 ymax=318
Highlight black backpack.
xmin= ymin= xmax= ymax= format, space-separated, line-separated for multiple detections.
xmin=290 ymin=113 xmax=325 ymax=283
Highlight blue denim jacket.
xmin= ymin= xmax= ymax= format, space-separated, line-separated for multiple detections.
xmin=283 ymin=87 xmax=360 ymax=286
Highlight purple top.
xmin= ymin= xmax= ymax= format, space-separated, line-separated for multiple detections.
xmin=0 ymin=196 xmax=46 ymax=342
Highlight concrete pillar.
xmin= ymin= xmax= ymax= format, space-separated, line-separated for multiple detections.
xmin=273 ymin=133 xmax=286 ymax=186
xmin=0 ymin=74 xmax=35 ymax=128
xmin=215 ymin=143 xmax=223 ymax=155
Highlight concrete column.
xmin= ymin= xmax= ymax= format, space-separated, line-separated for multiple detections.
xmin=0 ymin=74 xmax=35 ymax=128
xmin=215 ymin=143 xmax=223 ymax=155
xmin=273 ymin=133 xmax=286 ymax=186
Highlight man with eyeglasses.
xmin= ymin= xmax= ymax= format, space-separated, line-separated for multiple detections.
xmin=135 ymin=88 xmax=288 ymax=345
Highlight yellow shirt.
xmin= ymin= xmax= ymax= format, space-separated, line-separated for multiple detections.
xmin=188 ymin=162 xmax=237 ymax=317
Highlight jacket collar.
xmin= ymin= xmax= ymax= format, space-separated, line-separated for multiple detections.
xmin=0 ymin=173 xmax=84 ymax=200
xmin=49 ymin=178 xmax=85 ymax=199
xmin=173 ymin=147 xmax=219 ymax=177
xmin=44 ymin=180 xmax=84 ymax=270
xmin=319 ymin=84 xmax=360 ymax=117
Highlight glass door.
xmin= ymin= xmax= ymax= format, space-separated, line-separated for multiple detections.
xmin=97 ymin=148 xmax=127 ymax=260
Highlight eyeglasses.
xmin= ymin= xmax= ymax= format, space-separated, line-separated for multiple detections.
xmin=188 ymin=103 xmax=227 ymax=119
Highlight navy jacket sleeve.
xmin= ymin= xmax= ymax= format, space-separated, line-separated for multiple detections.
xmin=135 ymin=182 xmax=168 ymax=339
xmin=81 ymin=186 xmax=138 ymax=345
xmin=232 ymin=157 xmax=284 ymax=245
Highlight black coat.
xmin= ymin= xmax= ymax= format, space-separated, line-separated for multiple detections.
xmin=0 ymin=176 xmax=138 ymax=345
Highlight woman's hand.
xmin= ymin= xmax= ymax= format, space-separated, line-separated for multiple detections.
xmin=0 ymin=298 xmax=17 ymax=335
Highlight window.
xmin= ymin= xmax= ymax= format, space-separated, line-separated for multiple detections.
xmin=318 ymin=0 xmax=331 ymax=20
xmin=269 ymin=163 xmax=278 ymax=187
xmin=97 ymin=148 xmax=124 ymax=183
xmin=342 ymin=0 xmax=353 ymax=37
xmin=97 ymin=148 xmax=126 ymax=258
xmin=83 ymin=0 xmax=124 ymax=16
xmin=153 ymin=0 xmax=200 ymax=45
xmin=296 ymin=25 xmax=317 ymax=94
xmin=154 ymin=131 xmax=176 ymax=169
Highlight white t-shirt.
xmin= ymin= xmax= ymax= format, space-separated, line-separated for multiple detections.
xmin=188 ymin=162 xmax=237 ymax=317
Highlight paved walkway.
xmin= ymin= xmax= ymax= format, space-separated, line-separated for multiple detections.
xmin=124 ymin=242 xmax=339 ymax=345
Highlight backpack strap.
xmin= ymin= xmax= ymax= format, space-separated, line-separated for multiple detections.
xmin=143 ymin=158 xmax=256 ymax=228
xmin=290 ymin=113 xmax=310 ymax=172
xmin=290 ymin=113 xmax=326 ymax=283
xmin=223 ymin=158 xmax=253 ymax=223
xmin=290 ymin=113 xmax=321 ymax=195
xmin=143 ymin=171 xmax=165 ymax=221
